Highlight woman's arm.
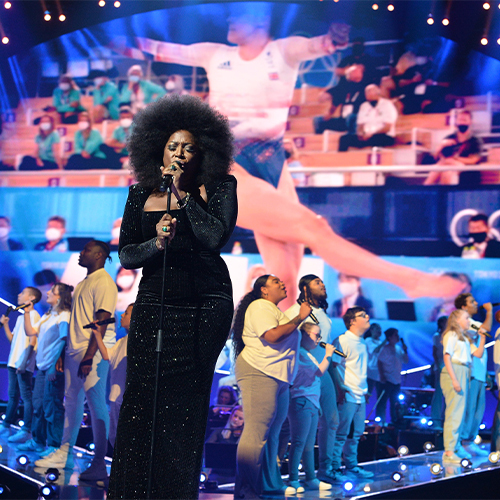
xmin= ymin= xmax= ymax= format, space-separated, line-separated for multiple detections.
xmin=261 ymin=302 xmax=311 ymax=344
xmin=185 ymin=176 xmax=238 ymax=251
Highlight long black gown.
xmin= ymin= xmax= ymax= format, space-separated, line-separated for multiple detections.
xmin=108 ymin=175 xmax=238 ymax=500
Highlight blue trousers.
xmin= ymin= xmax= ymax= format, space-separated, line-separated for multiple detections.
xmin=5 ymin=366 xmax=33 ymax=431
xmin=460 ymin=377 xmax=485 ymax=442
xmin=317 ymin=371 xmax=339 ymax=474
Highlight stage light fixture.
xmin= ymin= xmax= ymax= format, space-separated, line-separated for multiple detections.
xmin=0 ymin=37 xmax=7 ymax=45
xmin=16 ymin=454 xmax=29 ymax=466
xmin=430 ymin=463 xmax=443 ymax=475
xmin=460 ymin=458 xmax=472 ymax=469
xmin=374 ymin=416 xmax=382 ymax=423
xmin=59 ymin=14 xmax=66 ymax=22
xmin=387 ymin=4 xmax=394 ymax=11
xmin=488 ymin=451 xmax=500 ymax=464
xmin=427 ymin=420 xmax=433 ymax=427
xmin=114 ymin=0 xmax=120 ymax=7
xmin=18 ymin=419 xmax=25 ymax=427
xmin=398 ymin=393 xmax=405 ymax=401
xmin=398 ymin=463 xmax=407 ymax=472
xmin=343 ymin=481 xmax=354 ymax=492
xmin=372 ymin=3 xmax=379 ymax=10
xmin=363 ymin=485 xmax=371 ymax=493
xmin=44 ymin=10 xmax=51 ymax=21
xmin=99 ymin=0 xmax=106 ymax=6
xmin=479 ymin=423 xmax=486 ymax=430
xmin=298 ymin=462 xmax=304 ymax=471
xmin=199 ymin=472 xmax=208 ymax=484
xmin=481 ymin=37 xmax=488 ymax=45
xmin=4 ymin=2 xmax=11 ymax=9
xmin=483 ymin=2 xmax=491 ymax=9
xmin=497 ymin=38 xmax=500 ymax=45
xmin=420 ymin=417 xmax=428 ymax=425
xmin=442 ymin=18 xmax=450 ymax=25
xmin=474 ymin=435 xmax=482 ymax=445
xmin=45 ymin=468 xmax=60 ymax=483
xmin=39 ymin=484 xmax=57 ymax=500
xmin=0 ymin=445 xmax=3 ymax=453
xmin=1 ymin=414 xmax=5 ymax=420
xmin=423 ymin=441 xmax=435 ymax=452
xmin=391 ymin=471 xmax=403 ymax=482
xmin=397 ymin=445 xmax=409 ymax=457
xmin=427 ymin=14 xmax=434 ymax=25
xmin=86 ymin=442 xmax=95 ymax=452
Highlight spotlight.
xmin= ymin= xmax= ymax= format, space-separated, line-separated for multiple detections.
xmin=474 ymin=435 xmax=482 ymax=445
xmin=114 ymin=0 xmax=120 ymax=7
xmin=372 ymin=3 xmax=379 ymax=10
xmin=398 ymin=445 xmax=409 ymax=457
xmin=86 ymin=442 xmax=95 ymax=452
xmin=99 ymin=0 xmax=106 ymax=5
xmin=430 ymin=463 xmax=443 ymax=476
xmin=398 ymin=393 xmax=405 ymax=401
xmin=4 ymin=1 xmax=11 ymax=9
xmin=199 ymin=472 xmax=208 ymax=484
xmin=44 ymin=10 xmax=51 ymax=21
xmin=483 ymin=2 xmax=491 ymax=9
xmin=1 ymin=414 xmax=5 ymax=420
xmin=391 ymin=471 xmax=403 ymax=482
xmin=45 ymin=468 xmax=60 ymax=483
xmin=488 ymin=451 xmax=500 ymax=464
xmin=427 ymin=14 xmax=434 ymax=25
xmin=427 ymin=420 xmax=434 ymax=427
xmin=387 ymin=4 xmax=394 ymax=11
xmin=0 ymin=445 xmax=3 ymax=453
xmin=423 ymin=441 xmax=435 ymax=452
xmin=18 ymin=419 xmax=25 ymax=427
xmin=39 ymin=484 xmax=57 ymax=500
xmin=0 ymin=37 xmax=6 ymax=45
xmin=481 ymin=37 xmax=488 ymax=45
xmin=0 ymin=485 xmax=11 ymax=497
xmin=59 ymin=14 xmax=66 ymax=22
xmin=343 ymin=481 xmax=354 ymax=492
xmin=480 ymin=423 xmax=486 ymax=430
xmin=298 ymin=462 xmax=303 ymax=471
xmin=398 ymin=463 xmax=407 ymax=472
xmin=374 ymin=416 xmax=382 ymax=423
xmin=363 ymin=485 xmax=371 ymax=493
xmin=461 ymin=458 xmax=472 ymax=469
xmin=16 ymin=454 xmax=29 ymax=466
xmin=420 ymin=417 xmax=428 ymax=425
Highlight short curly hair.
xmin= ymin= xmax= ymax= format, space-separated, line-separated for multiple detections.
xmin=127 ymin=94 xmax=234 ymax=189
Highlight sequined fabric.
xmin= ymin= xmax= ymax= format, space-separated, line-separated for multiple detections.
xmin=108 ymin=176 xmax=237 ymax=500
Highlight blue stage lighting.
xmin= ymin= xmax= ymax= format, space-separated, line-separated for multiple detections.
xmin=461 ymin=458 xmax=472 ymax=469
xmin=427 ymin=420 xmax=434 ymax=427
xmin=45 ymin=468 xmax=60 ymax=482
xmin=199 ymin=472 xmax=208 ymax=484
xmin=420 ymin=417 xmax=428 ymax=425
xmin=343 ymin=481 xmax=354 ymax=491
xmin=398 ymin=463 xmax=407 ymax=472
xmin=0 ymin=484 xmax=11 ymax=497
xmin=39 ymin=484 xmax=57 ymax=499
xmin=374 ymin=416 xmax=382 ymax=422
xmin=430 ymin=463 xmax=443 ymax=475
xmin=398 ymin=445 xmax=409 ymax=457
xmin=16 ymin=454 xmax=29 ymax=466
xmin=391 ymin=471 xmax=403 ymax=482
xmin=479 ymin=423 xmax=486 ymax=430
xmin=423 ymin=441 xmax=435 ymax=452
xmin=488 ymin=452 xmax=500 ymax=464
xmin=398 ymin=393 xmax=405 ymax=401
xmin=86 ymin=442 xmax=95 ymax=452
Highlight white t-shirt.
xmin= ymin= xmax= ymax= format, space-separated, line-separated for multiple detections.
xmin=290 ymin=347 xmax=322 ymax=409
xmin=377 ymin=344 xmax=408 ymax=385
xmin=33 ymin=310 xmax=69 ymax=371
xmin=365 ymin=336 xmax=384 ymax=381
xmin=241 ymin=298 xmax=299 ymax=383
xmin=442 ymin=330 xmax=476 ymax=366
xmin=357 ymin=98 xmax=398 ymax=137
xmin=8 ymin=310 xmax=40 ymax=372
xmin=108 ymin=334 xmax=128 ymax=403
xmin=334 ymin=330 xmax=368 ymax=404
xmin=68 ymin=268 xmax=117 ymax=355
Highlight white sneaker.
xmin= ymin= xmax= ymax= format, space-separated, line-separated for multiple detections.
xmin=304 ymin=478 xmax=332 ymax=490
xmin=35 ymin=446 xmax=74 ymax=469
xmin=285 ymin=481 xmax=304 ymax=495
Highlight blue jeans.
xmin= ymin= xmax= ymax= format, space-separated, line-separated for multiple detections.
xmin=317 ymin=371 xmax=339 ymax=474
xmin=460 ymin=377 xmax=486 ymax=442
xmin=332 ymin=400 xmax=366 ymax=470
xmin=5 ymin=367 xmax=33 ymax=431
xmin=288 ymin=397 xmax=319 ymax=481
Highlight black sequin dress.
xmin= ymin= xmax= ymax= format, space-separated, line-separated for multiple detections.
xmin=108 ymin=175 xmax=237 ymax=500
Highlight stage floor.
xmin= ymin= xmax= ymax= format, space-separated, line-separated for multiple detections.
xmin=1 ymin=429 xmax=498 ymax=499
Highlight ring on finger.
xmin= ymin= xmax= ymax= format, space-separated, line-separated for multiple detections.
xmin=161 ymin=226 xmax=169 ymax=233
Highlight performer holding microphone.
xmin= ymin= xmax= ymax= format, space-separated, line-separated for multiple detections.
xmin=108 ymin=95 xmax=238 ymax=500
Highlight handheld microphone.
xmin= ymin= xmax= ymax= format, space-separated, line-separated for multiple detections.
xmin=13 ymin=303 xmax=30 ymax=312
xmin=83 ymin=317 xmax=116 ymax=329
xmin=159 ymin=174 xmax=173 ymax=193
xmin=0 ymin=306 xmax=13 ymax=330
xmin=297 ymin=299 xmax=319 ymax=325
xmin=319 ymin=341 xmax=347 ymax=358
xmin=479 ymin=302 xmax=500 ymax=310
xmin=469 ymin=323 xmax=491 ymax=338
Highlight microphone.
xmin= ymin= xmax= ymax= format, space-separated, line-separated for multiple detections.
xmin=297 ymin=299 xmax=319 ymax=325
xmin=83 ymin=317 xmax=116 ymax=329
xmin=319 ymin=341 xmax=347 ymax=358
xmin=13 ymin=303 xmax=30 ymax=312
xmin=479 ymin=302 xmax=500 ymax=310
xmin=0 ymin=306 xmax=13 ymax=330
xmin=159 ymin=174 xmax=173 ymax=193
xmin=469 ymin=322 xmax=491 ymax=338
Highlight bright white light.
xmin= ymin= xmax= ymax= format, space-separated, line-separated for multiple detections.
xmin=442 ymin=18 xmax=449 ymax=26
xmin=483 ymin=2 xmax=491 ymax=10
xmin=4 ymin=1 xmax=11 ymax=9
xmin=398 ymin=393 xmax=405 ymax=401
xmin=44 ymin=10 xmax=51 ymax=21
xmin=387 ymin=4 xmax=394 ymax=11
xmin=427 ymin=15 xmax=434 ymax=25
xmin=480 ymin=423 xmax=486 ymax=430
xmin=1 ymin=36 xmax=8 ymax=45
xmin=474 ymin=435 xmax=482 ymax=445
xmin=99 ymin=0 xmax=106 ymax=6
xmin=392 ymin=472 xmax=402 ymax=482
xmin=375 ymin=416 xmax=382 ymax=422
xmin=372 ymin=4 xmax=379 ymax=11
xmin=420 ymin=418 xmax=427 ymax=425
xmin=59 ymin=14 xmax=66 ymax=22
xmin=430 ymin=463 xmax=442 ymax=475
xmin=481 ymin=37 xmax=488 ymax=46
xmin=398 ymin=445 xmax=409 ymax=456
xmin=344 ymin=481 xmax=354 ymax=491
xmin=114 ymin=0 xmax=120 ymax=7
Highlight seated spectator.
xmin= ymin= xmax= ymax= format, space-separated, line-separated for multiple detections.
xmin=90 ymin=70 xmax=120 ymax=123
xmin=0 ymin=216 xmax=23 ymax=251
xmin=108 ymin=217 xmax=122 ymax=252
xmin=331 ymin=273 xmax=374 ymax=318
xmin=50 ymin=74 xmax=85 ymax=124
xmin=34 ymin=216 xmax=68 ymax=252
xmin=424 ymin=110 xmax=482 ymax=185
xmin=19 ymin=115 xmax=61 ymax=171
xmin=164 ymin=75 xmax=189 ymax=96
xmin=313 ymin=64 xmax=367 ymax=135
xmin=338 ymin=84 xmax=398 ymax=152
xmin=206 ymin=405 xmax=244 ymax=444
xmin=335 ymin=37 xmax=376 ymax=82
xmin=376 ymin=328 xmax=408 ymax=425
xmin=101 ymin=107 xmax=133 ymax=169
xmin=461 ymin=213 xmax=500 ymax=259
xmin=65 ymin=112 xmax=107 ymax=170
xmin=119 ymin=65 xmax=166 ymax=114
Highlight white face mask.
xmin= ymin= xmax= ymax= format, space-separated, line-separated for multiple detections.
xmin=40 ymin=122 xmax=52 ymax=132
xmin=94 ymin=78 xmax=105 ymax=87
xmin=128 ymin=75 xmax=140 ymax=83
xmin=120 ymin=118 xmax=133 ymax=129
xmin=46 ymin=228 xmax=63 ymax=242
xmin=78 ymin=121 xmax=90 ymax=130
xmin=165 ymin=80 xmax=176 ymax=91
xmin=338 ymin=281 xmax=359 ymax=297
xmin=111 ymin=227 xmax=121 ymax=240
xmin=0 ymin=227 xmax=9 ymax=239
xmin=59 ymin=83 xmax=70 ymax=91
xmin=117 ymin=275 xmax=135 ymax=290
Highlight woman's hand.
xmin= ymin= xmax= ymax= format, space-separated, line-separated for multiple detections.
xmin=156 ymin=214 xmax=177 ymax=250
xmin=452 ymin=380 xmax=462 ymax=393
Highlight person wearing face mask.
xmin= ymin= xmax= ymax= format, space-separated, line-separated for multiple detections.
xmin=119 ymin=65 xmax=165 ymax=115
xmin=19 ymin=115 xmax=61 ymax=171
xmin=103 ymin=107 xmax=134 ymax=169
xmin=65 ymin=111 xmax=107 ymax=170
xmin=0 ymin=215 xmax=23 ymax=250
xmin=424 ymin=110 xmax=483 ymax=185
xmin=51 ymin=74 xmax=85 ymax=124
xmin=90 ymin=69 xmax=120 ymax=123
xmin=461 ymin=213 xmax=500 ymax=259
xmin=164 ymin=74 xmax=189 ymax=96
xmin=338 ymin=84 xmax=398 ymax=152
xmin=332 ymin=273 xmax=374 ymax=318
xmin=34 ymin=216 xmax=68 ymax=252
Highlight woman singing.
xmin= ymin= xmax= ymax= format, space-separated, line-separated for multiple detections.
xmin=108 ymin=94 xmax=237 ymax=499
xmin=232 ymin=275 xmax=311 ymax=498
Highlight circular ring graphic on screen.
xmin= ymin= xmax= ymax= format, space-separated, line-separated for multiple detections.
xmin=488 ymin=210 xmax=500 ymax=241
xmin=450 ymin=209 xmax=478 ymax=247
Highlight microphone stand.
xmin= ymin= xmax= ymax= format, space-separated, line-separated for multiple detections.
xmin=147 ymin=175 xmax=173 ymax=499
